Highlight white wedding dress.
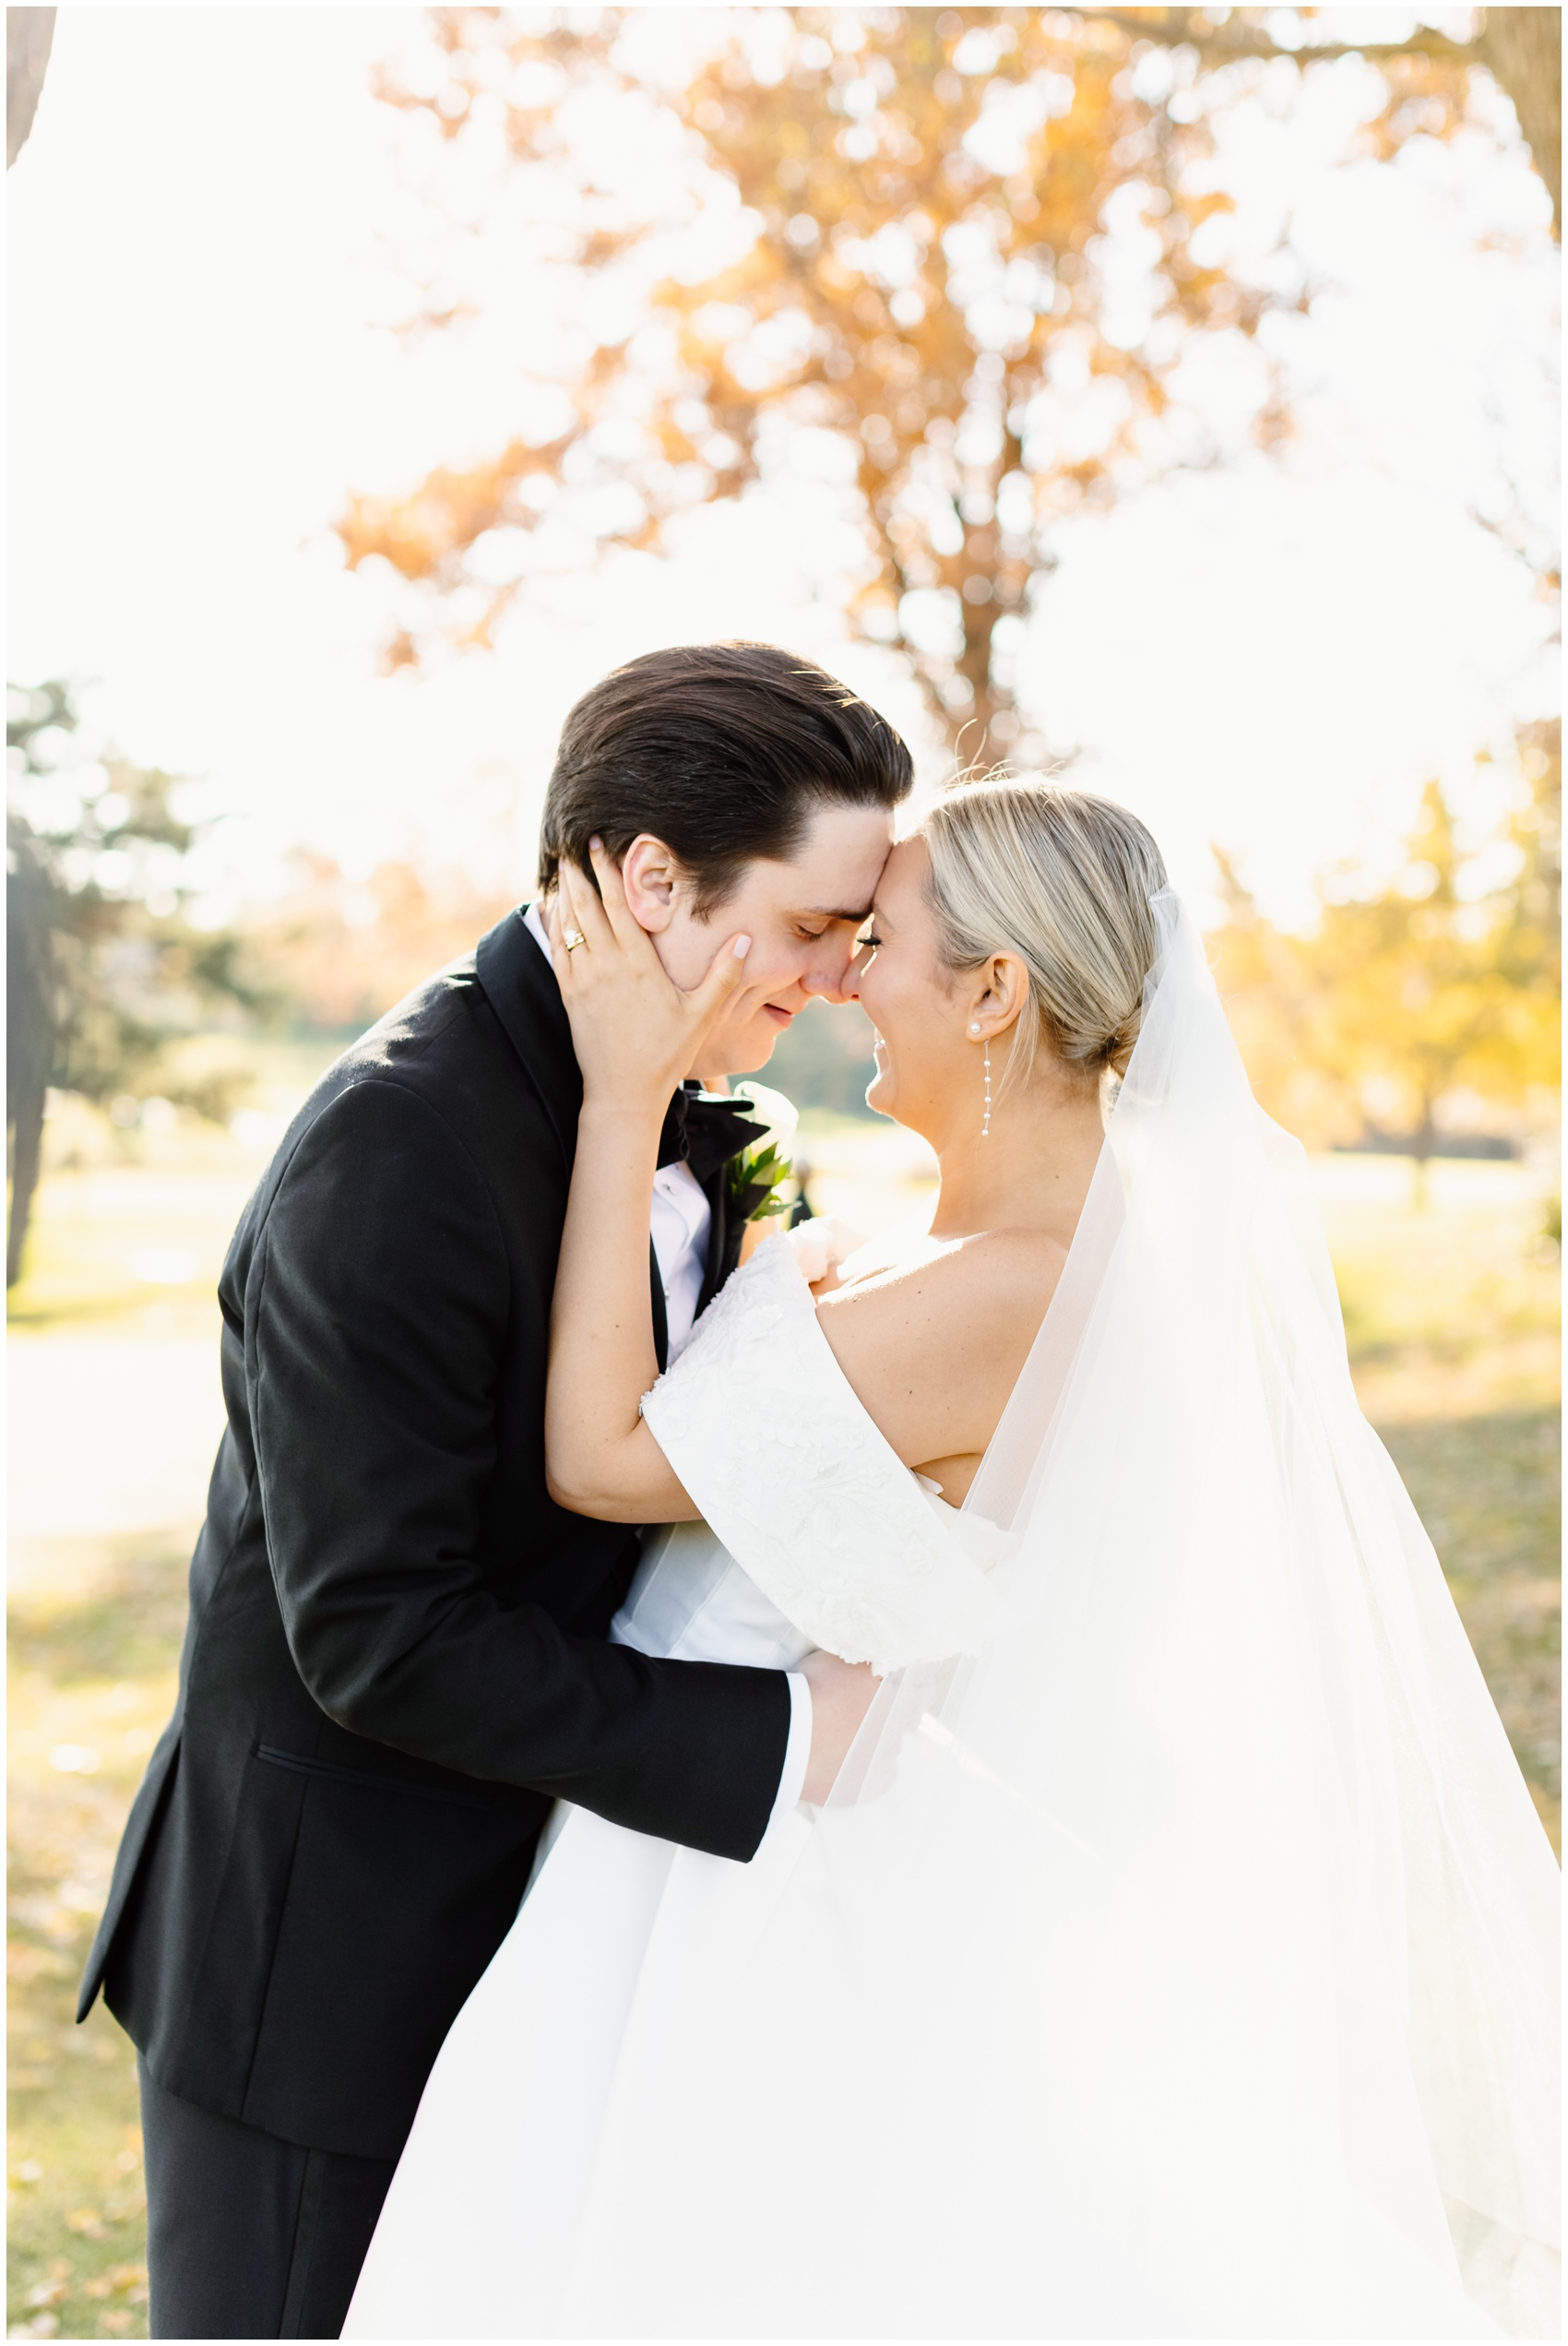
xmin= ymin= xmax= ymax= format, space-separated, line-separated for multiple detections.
xmin=344 ymin=1234 xmax=1012 ymax=2340
xmin=345 ymin=897 xmax=1558 ymax=2342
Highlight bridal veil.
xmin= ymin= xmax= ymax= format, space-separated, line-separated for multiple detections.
xmin=814 ymin=888 xmax=1559 ymax=2337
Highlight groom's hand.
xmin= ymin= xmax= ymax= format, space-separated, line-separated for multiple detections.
xmin=799 ymin=1650 xmax=881 ymax=1804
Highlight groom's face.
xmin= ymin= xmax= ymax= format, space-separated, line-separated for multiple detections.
xmin=623 ymin=802 xmax=894 ymax=1076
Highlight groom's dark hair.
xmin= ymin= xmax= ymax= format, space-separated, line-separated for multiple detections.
xmin=537 ymin=642 xmax=913 ymax=912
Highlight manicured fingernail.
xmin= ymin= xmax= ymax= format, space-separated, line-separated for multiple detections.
xmin=588 ymin=836 xmax=602 ymax=852
xmin=733 ymin=935 xmax=751 ymax=957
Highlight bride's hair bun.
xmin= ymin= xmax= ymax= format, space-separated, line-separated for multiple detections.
xmin=922 ymin=779 xmax=1168 ymax=1087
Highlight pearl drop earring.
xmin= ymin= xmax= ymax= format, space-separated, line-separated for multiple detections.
xmin=968 ymin=1024 xmax=992 ymax=1136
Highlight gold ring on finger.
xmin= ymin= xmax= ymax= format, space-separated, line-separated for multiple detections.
xmin=563 ymin=928 xmax=586 ymax=952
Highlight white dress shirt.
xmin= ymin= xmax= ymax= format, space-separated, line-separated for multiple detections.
xmin=521 ymin=900 xmax=812 ymax=1828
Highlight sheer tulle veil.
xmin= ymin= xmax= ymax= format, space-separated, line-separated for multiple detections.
xmin=793 ymin=889 xmax=1560 ymax=2338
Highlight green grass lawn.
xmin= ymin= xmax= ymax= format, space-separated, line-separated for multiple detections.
xmin=8 ymin=1536 xmax=187 ymax=2338
xmin=1379 ymin=1411 xmax=1560 ymax=1826
xmin=1321 ymin=1157 xmax=1560 ymax=1846
xmin=6 ymin=1138 xmax=1559 ymax=2339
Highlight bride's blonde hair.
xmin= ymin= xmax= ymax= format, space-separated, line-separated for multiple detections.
xmin=922 ymin=779 xmax=1168 ymax=1087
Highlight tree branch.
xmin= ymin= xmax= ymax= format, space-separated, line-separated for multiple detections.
xmin=1087 ymin=8 xmax=1559 ymax=233
xmin=1085 ymin=8 xmax=1473 ymax=69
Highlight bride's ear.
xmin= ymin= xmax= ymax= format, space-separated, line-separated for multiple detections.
xmin=620 ymin=835 xmax=681 ymax=935
xmin=970 ymin=953 xmax=1028 ymax=1038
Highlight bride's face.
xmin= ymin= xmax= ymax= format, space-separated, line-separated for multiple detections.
xmin=850 ymin=837 xmax=978 ymax=1137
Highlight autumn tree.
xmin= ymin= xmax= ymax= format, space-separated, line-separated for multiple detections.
xmin=339 ymin=6 xmax=1557 ymax=755
xmin=1494 ymin=718 xmax=1562 ymax=1026
xmin=245 ymin=851 xmax=517 ymax=1034
xmin=1215 ymin=722 xmax=1561 ymax=1197
xmin=6 ymin=682 xmax=267 ymax=1281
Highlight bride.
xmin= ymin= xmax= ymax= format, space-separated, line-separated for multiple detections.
xmin=345 ymin=780 xmax=1558 ymax=2340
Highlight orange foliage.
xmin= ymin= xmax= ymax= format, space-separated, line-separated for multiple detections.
xmin=337 ymin=10 xmax=1538 ymax=753
xmin=341 ymin=6 xmax=1294 ymax=750
xmin=339 ymin=8 xmax=1539 ymax=752
xmin=1212 ymin=723 xmax=1562 ymax=1155
xmin=250 ymin=852 xmax=516 ymax=1032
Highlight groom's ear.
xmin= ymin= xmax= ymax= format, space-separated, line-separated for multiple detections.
xmin=620 ymin=834 xmax=682 ymax=935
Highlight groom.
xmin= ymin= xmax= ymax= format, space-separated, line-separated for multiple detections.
xmin=79 ymin=642 xmax=909 ymax=2339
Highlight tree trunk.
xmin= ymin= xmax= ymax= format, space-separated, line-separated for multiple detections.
xmin=1410 ymin=1104 xmax=1437 ymax=1214
xmin=7 ymin=7 xmax=55 ymax=170
xmin=7 ymin=819 xmax=55 ymax=1285
xmin=955 ymin=581 xmax=1027 ymax=772
xmin=1479 ymin=9 xmax=1561 ymax=232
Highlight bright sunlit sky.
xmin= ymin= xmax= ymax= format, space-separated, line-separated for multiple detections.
xmin=7 ymin=6 xmax=1560 ymax=928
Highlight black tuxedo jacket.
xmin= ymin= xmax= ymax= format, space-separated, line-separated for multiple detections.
xmin=78 ymin=909 xmax=790 ymax=2161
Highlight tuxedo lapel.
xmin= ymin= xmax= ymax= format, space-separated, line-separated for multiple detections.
xmin=648 ymin=1251 xmax=670 ymax=1370
xmin=698 ymin=1167 xmax=731 ymax=1315
xmin=474 ymin=908 xmax=580 ymax=1179
xmin=475 ymin=907 xmax=670 ymax=1373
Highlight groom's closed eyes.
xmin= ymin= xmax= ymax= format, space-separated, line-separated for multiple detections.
xmin=790 ymin=902 xmax=878 ymax=944
xmin=652 ymin=801 xmax=893 ymax=1067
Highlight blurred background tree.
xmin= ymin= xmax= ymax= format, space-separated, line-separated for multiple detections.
xmin=1098 ymin=9 xmax=1558 ymax=223
xmin=6 ymin=682 xmax=267 ymax=1283
xmin=244 ymin=850 xmax=515 ymax=1034
xmin=338 ymin=5 xmax=1559 ymax=758
xmin=1215 ymin=718 xmax=1561 ymax=1194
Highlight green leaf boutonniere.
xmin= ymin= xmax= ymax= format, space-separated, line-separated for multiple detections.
xmin=726 ymin=1082 xmax=799 ymax=1225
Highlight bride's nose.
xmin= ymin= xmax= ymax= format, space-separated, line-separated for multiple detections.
xmin=837 ymin=941 xmax=873 ymax=1006
xmin=803 ymin=937 xmax=861 ymax=1006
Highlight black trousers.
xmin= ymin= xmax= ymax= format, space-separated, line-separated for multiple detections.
xmin=138 ymin=2058 xmax=398 ymax=2339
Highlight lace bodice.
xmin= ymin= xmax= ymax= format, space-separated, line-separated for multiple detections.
xmin=637 ymin=1233 xmax=1008 ymax=1675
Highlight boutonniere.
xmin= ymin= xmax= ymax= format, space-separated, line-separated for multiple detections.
xmin=725 ymin=1082 xmax=799 ymax=1225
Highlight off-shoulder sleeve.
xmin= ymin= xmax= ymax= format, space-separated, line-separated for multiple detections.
xmin=639 ymin=1235 xmax=1001 ymax=1674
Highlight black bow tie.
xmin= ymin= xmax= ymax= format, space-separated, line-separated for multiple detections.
xmin=656 ymin=1084 xmax=767 ymax=1184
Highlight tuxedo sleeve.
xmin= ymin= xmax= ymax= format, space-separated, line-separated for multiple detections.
xmin=249 ymin=1077 xmax=790 ymax=1863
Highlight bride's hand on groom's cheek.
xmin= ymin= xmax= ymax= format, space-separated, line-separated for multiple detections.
xmin=799 ymin=1650 xmax=881 ymax=1805
xmin=553 ymin=845 xmax=752 ymax=1114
